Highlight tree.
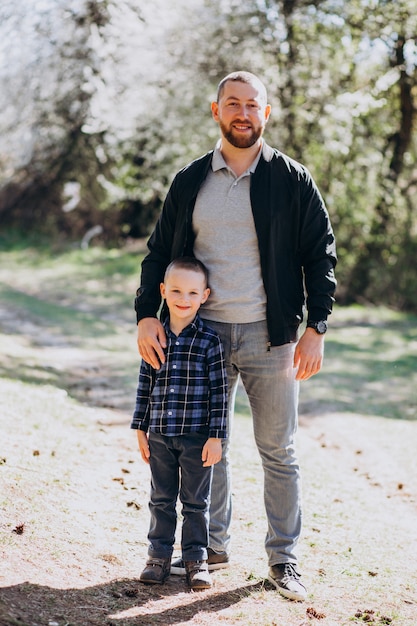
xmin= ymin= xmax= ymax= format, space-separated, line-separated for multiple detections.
xmin=0 ymin=0 xmax=187 ymax=242
xmin=1 ymin=0 xmax=416 ymax=310
xmin=346 ymin=5 xmax=417 ymax=308
xmin=0 ymin=1 xmax=111 ymax=231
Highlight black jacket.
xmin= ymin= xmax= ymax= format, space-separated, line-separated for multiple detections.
xmin=135 ymin=142 xmax=337 ymax=346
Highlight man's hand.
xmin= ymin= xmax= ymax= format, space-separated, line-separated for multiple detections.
xmin=202 ymin=438 xmax=222 ymax=467
xmin=137 ymin=318 xmax=167 ymax=369
xmin=137 ymin=430 xmax=150 ymax=464
xmin=293 ymin=327 xmax=324 ymax=381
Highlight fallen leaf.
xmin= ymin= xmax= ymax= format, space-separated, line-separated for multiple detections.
xmin=306 ymin=606 xmax=326 ymax=619
xmin=127 ymin=501 xmax=141 ymax=510
xmin=12 ymin=523 xmax=25 ymax=535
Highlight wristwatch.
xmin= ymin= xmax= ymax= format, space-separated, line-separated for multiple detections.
xmin=306 ymin=320 xmax=328 ymax=334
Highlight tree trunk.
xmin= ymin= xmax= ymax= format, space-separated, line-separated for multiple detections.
xmin=346 ymin=33 xmax=416 ymax=303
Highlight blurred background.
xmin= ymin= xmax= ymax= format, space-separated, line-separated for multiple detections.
xmin=1 ymin=0 xmax=416 ymax=310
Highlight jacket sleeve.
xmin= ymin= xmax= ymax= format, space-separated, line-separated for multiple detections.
xmin=298 ymin=168 xmax=337 ymax=322
xmin=134 ymin=152 xmax=213 ymax=323
xmin=134 ymin=176 xmax=180 ymax=323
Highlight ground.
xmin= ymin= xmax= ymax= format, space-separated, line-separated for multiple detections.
xmin=0 ymin=273 xmax=416 ymax=626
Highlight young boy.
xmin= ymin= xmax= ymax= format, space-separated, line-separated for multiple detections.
xmin=131 ymin=257 xmax=228 ymax=591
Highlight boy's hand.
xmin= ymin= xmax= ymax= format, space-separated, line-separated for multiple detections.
xmin=137 ymin=430 xmax=150 ymax=464
xmin=202 ymin=438 xmax=222 ymax=467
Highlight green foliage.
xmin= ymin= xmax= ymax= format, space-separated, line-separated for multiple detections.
xmin=1 ymin=0 xmax=416 ymax=309
xmin=1 ymin=245 xmax=415 ymax=420
xmin=301 ymin=305 xmax=417 ymax=420
xmin=136 ymin=0 xmax=416 ymax=310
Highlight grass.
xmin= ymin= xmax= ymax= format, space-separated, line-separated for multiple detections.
xmin=1 ymin=242 xmax=415 ymax=421
xmin=299 ymin=305 xmax=417 ymax=420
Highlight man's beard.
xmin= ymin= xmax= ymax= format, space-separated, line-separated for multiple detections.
xmin=219 ymin=120 xmax=263 ymax=148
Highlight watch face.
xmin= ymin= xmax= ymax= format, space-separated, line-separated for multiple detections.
xmin=317 ymin=321 xmax=327 ymax=334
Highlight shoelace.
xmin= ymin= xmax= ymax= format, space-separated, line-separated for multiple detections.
xmin=280 ymin=563 xmax=301 ymax=583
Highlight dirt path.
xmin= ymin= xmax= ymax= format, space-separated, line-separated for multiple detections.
xmin=1 ymin=297 xmax=416 ymax=626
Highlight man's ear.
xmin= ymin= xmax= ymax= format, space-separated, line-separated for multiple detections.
xmin=264 ymin=103 xmax=272 ymax=122
xmin=160 ymin=282 xmax=166 ymax=298
xmin=211 ymin=101 xmax=219 ymax=122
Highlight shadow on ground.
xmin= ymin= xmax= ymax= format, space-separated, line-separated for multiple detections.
xmin=0 ymin=578 xmax=269 ymax=626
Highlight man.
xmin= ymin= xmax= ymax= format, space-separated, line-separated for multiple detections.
xmin=135 ymin=71 xmax=337 ymax=601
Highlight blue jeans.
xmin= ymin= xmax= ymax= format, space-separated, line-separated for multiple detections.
xmin=203 ymin=319 xmax=301 ymax=566
xmin=147 ymin=431 xmax=212 ymax=562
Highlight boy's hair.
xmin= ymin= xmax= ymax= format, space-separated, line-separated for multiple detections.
xmin=164 ymin=257 xmax=209 ymax=288
xmin=216 ymin=70 xmax=268 ymax=104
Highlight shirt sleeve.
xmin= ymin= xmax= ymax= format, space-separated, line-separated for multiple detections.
xmin=206 ymin=335 xmax=228 ymax=439
xmin=130 ymin=359 xmax=154 ymax=431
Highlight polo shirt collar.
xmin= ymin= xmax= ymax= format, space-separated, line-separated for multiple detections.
xmin=212 ymin=139 xmax=263 ymax=174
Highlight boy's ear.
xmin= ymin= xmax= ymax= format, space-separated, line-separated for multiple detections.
xmin=160 ymin=282 xmax=166 ymax=298
xmin=201 ymin=287 xmax=210 ymax=304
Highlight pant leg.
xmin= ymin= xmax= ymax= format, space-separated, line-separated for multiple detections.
xmin=201 ymin=320 xmax=239 ymax=555
xmin=147 ymin=431 xmax=179 ymax=559
xmin=178 ymin=432 xmax=213 ymax=562
xmin=200 ymin=319 xmax=301 ymax=563
xmin=236 ymin=321 xmax=302 ymax=565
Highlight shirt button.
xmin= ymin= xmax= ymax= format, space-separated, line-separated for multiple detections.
xmin=170 ymin=388 xmax=175 ymax=393
xmin=173 ymin=365 xmax=177 ymax=369
xmin=168 ymin=411 xmax=172 ymax=416
xmin=175 ymin=341 xmax=179 ymax=345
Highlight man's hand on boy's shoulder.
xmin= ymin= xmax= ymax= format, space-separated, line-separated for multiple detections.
xmin=137 ymin=318 xmax=167 ymax=369
xmin=202 ymin=438 xmax=222 ymax=467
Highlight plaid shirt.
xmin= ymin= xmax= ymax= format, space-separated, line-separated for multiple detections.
xmin=131 ymin=314 xmax=227 ymax=438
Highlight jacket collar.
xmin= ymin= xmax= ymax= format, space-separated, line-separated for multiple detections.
xmin=260 ymin=141 xmax=275 ymax=162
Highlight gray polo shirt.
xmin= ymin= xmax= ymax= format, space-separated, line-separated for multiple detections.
xmin=193 ymin=143 xmax=267 ymax=324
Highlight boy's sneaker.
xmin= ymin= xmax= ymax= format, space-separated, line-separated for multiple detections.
xmin=139 ymin=557 xmax=171 ymax=584
xmin=171 ymin=547 xmax=229 ymax=575
xmin=268 ymin=563 xmax=307 ymax=602
xmin=185 ymin=560 xmax=212 ymax=591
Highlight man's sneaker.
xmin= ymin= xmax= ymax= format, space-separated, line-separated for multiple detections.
xmin=206 ymin=547 xmax=230 ymax=570
xmin=171 ymin=547 xmax=229 ymax=575
xmin=185 ymin=560 xmax=212 ymax=591
xmin=268 ymin=563 xmax=307 ymax=602
xmin=139 ymin=557 xmax=171 ymax=584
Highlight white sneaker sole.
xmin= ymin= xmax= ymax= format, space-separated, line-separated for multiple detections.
xmin=171 ymin=561 xmax=229 ymax=575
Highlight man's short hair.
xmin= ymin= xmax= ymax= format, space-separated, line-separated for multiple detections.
xmin=216 ymin=71 xmax=268 ymax=104
xmin=164 ymin=257 xmax=209 ymax=288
